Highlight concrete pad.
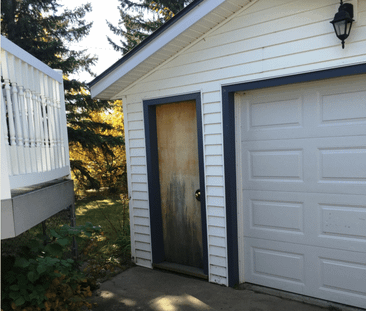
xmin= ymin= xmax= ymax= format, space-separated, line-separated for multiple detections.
xmin=88 ymin=266 xmax=328 ymax=311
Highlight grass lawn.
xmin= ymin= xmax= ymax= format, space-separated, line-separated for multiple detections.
xmin=75 ymin=194 xmax=131 ymax=262
xmin=73 ymin=193 xmax=133 ymax=284
xmin=76 ymin=194 xmax=128 ymax=237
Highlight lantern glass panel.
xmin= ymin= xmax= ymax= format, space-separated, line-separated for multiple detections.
xmin=334 ymin=20 xmax=346 ymax=37
xmin=346 ymin=21 xmax=352 ymax=35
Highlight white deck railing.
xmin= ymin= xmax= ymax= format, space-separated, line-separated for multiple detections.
xmin=1 ymin=36 xmax=70 ymax=198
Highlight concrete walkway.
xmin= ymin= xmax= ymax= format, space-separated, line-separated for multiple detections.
xmin=88 ymin=266 xmax=330 ymax=311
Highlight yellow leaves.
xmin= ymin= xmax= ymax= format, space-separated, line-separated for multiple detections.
xmin=52 ymin=278 xmax=60 ymax=286
xmin=41 ymin=282 xmax=93 ymax=311
xmin=149 ymin=2 xmax=175 ymax=18
xmin=69 ymin=99 xmax=126 ymax=193
xmin=85 ymin=302 xmax=93 ymax=309
xmin=45 ymin=291 xmax=57 ymax=299
xmin=44 ymin=301 xmax=51 ymax=311
xmin=84 ymin=286 xmax=92 ymax=297
xmin=68 ymin=86 xmax=90 ymax=96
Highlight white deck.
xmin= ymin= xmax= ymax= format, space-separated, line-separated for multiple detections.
xmin=1 ymin=36 xmax=73 ymax=239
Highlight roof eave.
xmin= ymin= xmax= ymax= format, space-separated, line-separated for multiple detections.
xmin=89 ymin=0 xmax=227 ymax=99
xmin=88 ymin=0 xmax=205 ymax=89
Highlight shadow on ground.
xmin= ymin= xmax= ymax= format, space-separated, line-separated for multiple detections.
xmin=87 ymin=266 xmax=328 ymax=311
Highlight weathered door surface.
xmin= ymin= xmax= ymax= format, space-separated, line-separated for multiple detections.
xmin=156 ymin=100 xmax=203 ymax=268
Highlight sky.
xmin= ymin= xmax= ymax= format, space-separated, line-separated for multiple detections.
xmin=59 ymin=0 xmax=122 ymax=83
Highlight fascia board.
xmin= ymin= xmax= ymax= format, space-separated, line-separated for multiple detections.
xmin=90 ymin=0 xmax=225 ymax=99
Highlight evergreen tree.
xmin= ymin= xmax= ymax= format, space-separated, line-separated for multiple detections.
xmin=107 ymin=0 xmax=193 ymax=55
xmin=1 ymin=0 xmax=125 ymax=192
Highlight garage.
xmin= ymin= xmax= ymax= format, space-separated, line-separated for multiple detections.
xmin=89 ymin=0 xmax=366 ymax=307
xmin=235 ymin=74 xmax=366 ymax=307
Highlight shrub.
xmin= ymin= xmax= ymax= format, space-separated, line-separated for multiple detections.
xmin=1 ymin=223 xmax=100 ymax=311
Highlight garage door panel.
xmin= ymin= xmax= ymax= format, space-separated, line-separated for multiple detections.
xmin=244 ymin=238 xmax=366 ymax=308
xmin=318 ymin=258 xmax=366 ymax=307
xmin=243 ymin=191 xmax=307 ymax=245
xmin=244 ymin=238 xmax=309 ymax=294
xmin=242 ymin=140 xmax=308 ymax=192
xmin=319 ymin=146 xmax=366 ymax=182
xmin=248 ymin=196 xmax=304 ymax=234
xmin=242 ymin=190 xmax=366 ymax=252
xmin=319 ymin=89 xmax=366 ymax=124
xmin=249 ymin=149 xmax=304 ymax=181
xmin=239 ymin=77 xmax=366 ymax=142
xmin=242 ymin=136 xmax=366 ymax=195
xmin=319 ymin=203 xmax=366 ymax=244
xmin=247 ymin=94 xmax=303 ymax=130
xmin=317 ymin=248 xmax=366 ymax=308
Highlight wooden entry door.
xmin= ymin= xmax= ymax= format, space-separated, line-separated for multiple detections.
xmin=155 ymin=100 xmax=203 ymax=269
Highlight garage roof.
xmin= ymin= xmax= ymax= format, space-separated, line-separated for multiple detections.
xmin=88 ymin=0 xmax=248 ymax=100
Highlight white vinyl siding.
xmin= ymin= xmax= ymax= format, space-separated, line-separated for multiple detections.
xmin=202 ymin=90 xmax=227 ymax=284
xmin=124 ymin=100 xmax=152 ymax=267
xmin=122 ymin=0 xmax=366 ymax=286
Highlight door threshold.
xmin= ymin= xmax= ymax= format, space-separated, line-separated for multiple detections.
xmin=153 ymin=262 xmax=207 ymax=280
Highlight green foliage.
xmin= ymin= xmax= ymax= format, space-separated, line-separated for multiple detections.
xmin=1 ymin=223 xmax=100 ymax=311
xmin=107 ymin=0 xmax=193 ymax=54
xmin=116 ymin=223 xmax=131 ymax=255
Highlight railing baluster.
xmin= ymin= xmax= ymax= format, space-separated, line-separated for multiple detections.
xmin=45 ymin=75 xmax=56 ymax=170
xmin=11 ymin=81 xmax=26 ymax=174
xmin=32 ymin=69 xmax=43 ymax=172
xmin=40 ymin=72 xmax=50 ymax=171
xmin=19 ymin=61 xmax=31 ymax=173
xmin=25 ymin=64 xmax=37 ymax=172
xmin=3 ymin=78 xmax=19 ymax=175
xmin=57 ymin=80 xmax=65 ymax=167
xmin=1 ymin=50 xmax=19 ymax=175
xmin=48 ymin=79 xmax=58 ymax=168
xmin=54 ymin=69 xmax=67 ymax=168
xmin=52 ymin=78 xmax=62 ymax=169
xmin=10 ymin=55 xmax=26 ymax=174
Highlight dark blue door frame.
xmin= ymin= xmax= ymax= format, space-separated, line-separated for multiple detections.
xmin=222 ymin=63 xmax=366 ymax=287
xmin=143 ymin=92 xmax=208 ymax=275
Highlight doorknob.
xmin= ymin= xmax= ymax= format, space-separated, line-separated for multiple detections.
xmin=195 ymin=189 xmax=201 ymax=201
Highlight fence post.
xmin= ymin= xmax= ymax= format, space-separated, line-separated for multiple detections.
xmin=69 ymin=203 xmax=78 ymax=259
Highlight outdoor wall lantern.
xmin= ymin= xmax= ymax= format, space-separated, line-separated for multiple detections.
xmin=330 ymin=1 xmax=354 ymax=49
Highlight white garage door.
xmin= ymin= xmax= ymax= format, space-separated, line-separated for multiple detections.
xmin=235 ymin=74 xmax=366 ymax=309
